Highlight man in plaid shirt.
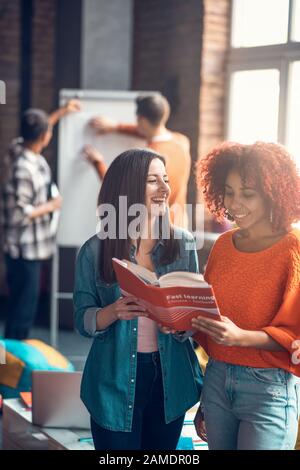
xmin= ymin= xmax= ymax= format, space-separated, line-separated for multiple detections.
xmin=1 ymin=100 xmax=80 ymax=339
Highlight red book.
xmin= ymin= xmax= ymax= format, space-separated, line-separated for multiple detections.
xmin=112 ymin=258 xmax=221 ymax=330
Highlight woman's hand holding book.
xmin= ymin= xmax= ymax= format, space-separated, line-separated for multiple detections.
xmin=112 ymin=296 xmax=149 ymax=321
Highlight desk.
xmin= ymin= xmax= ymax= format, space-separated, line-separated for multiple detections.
xmin=2 ymin=399 xmax=207 ymax=450
xmin=2 ymin=398 xmax=94 ymax=450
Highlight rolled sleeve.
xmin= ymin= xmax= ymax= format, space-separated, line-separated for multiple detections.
xmin=84 ymin=307 xmax=110 ymax=338
xmin=73 ymin=240 xmax=107 ymax=338
xmin=260 ymin=261 xmax=300 ymax=375
xmin=23 ymin=204 xmax=34 ymax=216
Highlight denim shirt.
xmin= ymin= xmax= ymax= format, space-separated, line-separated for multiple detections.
xmin=73 ymin=227 xmax=203 ymax=432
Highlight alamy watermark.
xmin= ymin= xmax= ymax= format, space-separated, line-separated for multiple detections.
xmin=95 ymin=198 xmax=205 ymax=250
xmin=0 ymin=80 xmax=6 ymax=104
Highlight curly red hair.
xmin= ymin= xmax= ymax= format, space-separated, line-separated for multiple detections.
xmin=196 ymin=141 xmax=300 ymax=230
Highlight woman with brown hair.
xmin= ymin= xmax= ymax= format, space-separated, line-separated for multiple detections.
xmin=73 ymin=148 xmax=203 ymax=450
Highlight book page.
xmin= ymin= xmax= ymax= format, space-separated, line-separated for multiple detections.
xmin=159 ymin=271 xmax=206 ymax=288
xmin=120 ymin=259 xmax=158 ymax=285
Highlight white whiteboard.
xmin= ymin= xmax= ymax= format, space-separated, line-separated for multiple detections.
xmin=57 ymin=90 xmax=157 ymax=247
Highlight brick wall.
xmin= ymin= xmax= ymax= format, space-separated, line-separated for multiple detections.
xmin=132 ymin=0 xmax=204 ymax=205
xmin=199 ymin=0 xmax=231 ymax=157
xmin=0 ymin=0 xmax=57 ymax=296
xmin=0 ymin=0 xmax=57 ymax=174
xmin=0 ymin=0 xmax=21 ymax=293
xmin=197 ymin=0 xmax=231 ymax=261
xmin=0 ymin=0 xmax=21 ymax=163
xmin=0 ymin=0 xmax=56 ymax=161
xmin=31 ymin=0 xmax=57 ymax=165
xmin=31 ymin=0 xmax=56 ymax=110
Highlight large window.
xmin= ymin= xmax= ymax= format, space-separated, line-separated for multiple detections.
xmin=228 ymin=69 xmax=280 ymax=143
xmin=291 ymin=0 xmax=300 ymax=40
xmin=227 ymin=0 xmax=300 ymax=170
xmin=231 ymin=0 xmax=290 ymax=47
xmin=286 ymin=61 xmax=300 ymax=160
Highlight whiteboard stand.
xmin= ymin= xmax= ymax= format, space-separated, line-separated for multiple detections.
xmin=50 ymin=247 xmax=59 ymax=348
xmin=50 ymin=246 xmax=78 ymax=348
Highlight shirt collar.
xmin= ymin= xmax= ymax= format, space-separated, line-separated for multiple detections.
xmin=23 ymin=148 xmax=41 ymax=164
xmin=150 ymin=132 xmax=172 ymax=143
xmin=130 ymin=239 xmax=165 ymax=257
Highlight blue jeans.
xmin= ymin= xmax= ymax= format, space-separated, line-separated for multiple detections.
xmin=4 ymin=255 xmax=41 ymax=339
xmin=90 ymin=351 xmax=185 ymax=450
xmin=202 ymin=358 xmax=300 ymax=450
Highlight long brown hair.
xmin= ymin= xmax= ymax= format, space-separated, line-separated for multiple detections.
xmin=97 ymin=148 xmax=180 ymax=283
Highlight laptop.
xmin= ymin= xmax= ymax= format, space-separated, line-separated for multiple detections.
xmin=32 ymin=370 xmax=90 ymax=429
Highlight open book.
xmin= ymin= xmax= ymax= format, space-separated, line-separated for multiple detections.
xmin=112 ymin=258 xmax=221 ymax=330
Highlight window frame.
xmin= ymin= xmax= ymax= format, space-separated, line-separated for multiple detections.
xmin=226 ymin=0 xmax=300 ymax=146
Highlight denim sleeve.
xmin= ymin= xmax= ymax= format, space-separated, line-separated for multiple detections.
xmin=73 ymin=241 xmax=110 ymax=339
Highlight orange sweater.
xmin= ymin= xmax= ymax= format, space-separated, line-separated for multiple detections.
xmin=95 ymin=124 xmax=191 ymax=227
xmin=194 ymin=228 xmax=300 ymax=376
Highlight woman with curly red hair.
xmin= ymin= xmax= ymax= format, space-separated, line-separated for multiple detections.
xmin=192 ymin=141 xmax=300 ymax=450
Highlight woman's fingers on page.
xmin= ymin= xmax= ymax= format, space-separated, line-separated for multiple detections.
xmin=117 ymin=297 xmax=147 ymax=310
xmin=199 ymin=328 xmax=228 ymax=344
xmin=191 ymin=318 xmax=207 ymax=330
xmin=191 ymin=317 xmax=223 ymax=332
xmin=195 ymin=317 xmax=221 ymax=326
xmin=191 ymin=321 xmax=223 ymax=341
xmin=191 ymin=318 xmax=233 ymax=344
xmin=116 ymin=302 xmax=149 ymax=319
